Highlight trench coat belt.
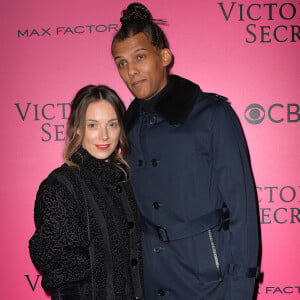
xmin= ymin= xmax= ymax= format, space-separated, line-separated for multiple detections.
xmin=141 ymin=208 xmax=229 ymax=242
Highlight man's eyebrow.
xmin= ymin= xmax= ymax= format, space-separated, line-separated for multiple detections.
xmin=114 ymin=48 xmax=148 ymax=60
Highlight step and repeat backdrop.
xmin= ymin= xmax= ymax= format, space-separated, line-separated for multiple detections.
xmin=0 ymin=0 xmax=299 ymax=299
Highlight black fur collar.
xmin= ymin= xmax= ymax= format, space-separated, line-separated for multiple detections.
xmin=125 ymin=75 xmax=201 ymax=131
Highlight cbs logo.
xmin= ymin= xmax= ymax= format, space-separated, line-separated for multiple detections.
xmin=244 ymin=103 xmax=299 ymax=124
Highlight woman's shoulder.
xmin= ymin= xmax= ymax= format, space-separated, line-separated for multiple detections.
xmin=34 ymin=164 xmax=84 ymax=219
xmin=48 ymin=163 xmax=77 ymax=180
xmin=38 ymin=164 xmax=80 ymax=197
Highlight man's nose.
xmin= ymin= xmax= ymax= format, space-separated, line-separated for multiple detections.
xmin=128 ymin=62 xmax=138 ymax=76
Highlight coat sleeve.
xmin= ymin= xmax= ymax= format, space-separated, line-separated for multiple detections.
xmin=211 ymin=101 xmax=260 ymax=299
xmin=29 ymin=176 xmax=90 ymax=290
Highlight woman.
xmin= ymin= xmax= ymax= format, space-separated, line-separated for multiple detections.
xmin=29 ymin=85 xmax=143 ymax=300
xmin=111 ymin=3 xmax=260 ymax=300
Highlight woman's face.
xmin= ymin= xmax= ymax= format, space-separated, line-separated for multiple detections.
xmin=112 ymin=32 xmax=171 ymax=100
xmin=81 ymin=100 xmax=120 ymax=160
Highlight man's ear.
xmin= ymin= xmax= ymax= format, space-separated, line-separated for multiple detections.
xmin=161 ymin=48 xmax=173 ymax=67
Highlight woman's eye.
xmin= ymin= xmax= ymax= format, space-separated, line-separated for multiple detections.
xmin=87 ymin=123 xmax=97 ymax=129
xmin=109 ymin=122 xmax=119 ymax=128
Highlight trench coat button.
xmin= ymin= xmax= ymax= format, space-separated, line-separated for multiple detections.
xmin=149 ymin=116 xmax=156 ymax=125
xmin=151 ymin=159 xmax=158 ymax=167
xmin=128 ymin=221 xmax=135 ymax=229
xmin=152 ymin=202 xmax=161 ymax=209
xmin=133 ymin=297 xmax=140 ymax=300
xmin=115 ymin=185 xmax=122 ymax=193
xmin=153 ymin=246 xmax=162 ymax=253
xmin=130 ymin=258 xmax=138 ymax=266
xmin=138 ymin=160 xmax=143 ymax=167
xmin=158 ymin=289 xmax=166 ymax=296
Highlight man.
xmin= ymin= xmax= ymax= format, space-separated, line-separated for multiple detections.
xmin=111 ymin=3 xmax=260 ymax=299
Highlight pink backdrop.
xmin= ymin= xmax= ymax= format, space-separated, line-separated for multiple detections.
xmin=0 ymin=0 xmax=299 ymax=298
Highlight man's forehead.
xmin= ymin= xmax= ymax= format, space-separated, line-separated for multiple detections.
xmin=113 ymin=33 xmax=154 ymax=57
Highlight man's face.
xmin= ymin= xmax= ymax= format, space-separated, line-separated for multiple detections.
xmin=112 ymin=32 xmax=170 ymax=100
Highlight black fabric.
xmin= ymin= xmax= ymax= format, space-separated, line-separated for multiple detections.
xmin=125 ymin=74 xmax=202 ymax=131
xmin=139 ymin=77 xmax=173 ymax=113
xmin=29 ymin=148 xmax=143 ymax=299
xmin=51 ymin=279 xmax=90 ymax=300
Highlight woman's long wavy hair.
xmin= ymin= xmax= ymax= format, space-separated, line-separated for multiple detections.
xmin=63 ymin=85 xmax=129 ymax=171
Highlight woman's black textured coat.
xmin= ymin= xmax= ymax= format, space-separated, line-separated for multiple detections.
xmin=125 ymin=75 xmax=260 ymax=300
xmin=29 ymin=148 xmax=143 ymax=300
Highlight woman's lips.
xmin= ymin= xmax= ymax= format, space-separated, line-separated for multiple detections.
xmin=95 ymin=144 xmax=110 ymax=150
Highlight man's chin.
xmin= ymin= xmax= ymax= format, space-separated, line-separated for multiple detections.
xmin=130 ymin=91 xmax=148 ymax=100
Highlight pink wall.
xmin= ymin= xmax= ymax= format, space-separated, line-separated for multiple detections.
xmin=0 ymin=0 xmax=299 ymax=298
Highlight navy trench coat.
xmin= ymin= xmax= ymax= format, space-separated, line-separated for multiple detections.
xmin=126 ymin=75 xmax=260 ymax=300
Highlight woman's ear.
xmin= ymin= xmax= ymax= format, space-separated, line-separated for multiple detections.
xmin=161 ymin=48 xmax=173 ymax=67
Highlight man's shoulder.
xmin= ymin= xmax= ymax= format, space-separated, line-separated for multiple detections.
xmin=192 ymin=91 xmax=229 ymax=116
xmin=198 ymin=92 xmax=228 ymax=103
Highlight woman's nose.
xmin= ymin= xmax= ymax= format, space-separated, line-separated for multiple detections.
xmin=99 ymin=126 xmax=109 ymax=141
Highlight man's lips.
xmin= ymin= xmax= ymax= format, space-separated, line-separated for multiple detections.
xmin=95 ymin=144 xmax=110 ymax=150
xmin=131 ymin=79 xmax=146 ymax=88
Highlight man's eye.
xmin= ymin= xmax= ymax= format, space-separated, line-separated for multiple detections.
xmin=118 ymin=60 xmax=127 ymax=68
xmin=137 ymin=54 xmax=145 ymax=60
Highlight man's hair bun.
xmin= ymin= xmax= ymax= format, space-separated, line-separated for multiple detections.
xmin=112 ymin=2 xmax=170 ymax=53
xmin=120 ymin=2 xmax=153 ymax=25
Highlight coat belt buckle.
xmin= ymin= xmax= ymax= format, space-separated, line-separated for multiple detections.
xmin=156 ymin=225 xmax=170 ymax=242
